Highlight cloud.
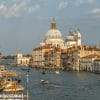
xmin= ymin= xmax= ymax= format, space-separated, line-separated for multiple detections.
xmin=90 ymin=8 xmax=100 ymax=14
xmin=58 ymin=0 xmax=68 ymax=10
xmin=0 ymin=0 xmax=40 ymax=18
xmin=75 ymin=0 xmax=96 ymax=6
xmin=88 ymin=8 xmax=100 ymax=17
xmin=28 ymin=5 xmax=40 ymax=13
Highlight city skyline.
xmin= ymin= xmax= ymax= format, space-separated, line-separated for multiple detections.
xmin=0 ymin=0 xmax=100 ymax=55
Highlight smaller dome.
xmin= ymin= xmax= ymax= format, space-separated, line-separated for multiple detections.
xmin=67 ymin=35 xmax=75 ymax=41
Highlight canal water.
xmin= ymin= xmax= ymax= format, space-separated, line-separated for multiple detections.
xmin=2 ymin=61 xmax=100 ymax=100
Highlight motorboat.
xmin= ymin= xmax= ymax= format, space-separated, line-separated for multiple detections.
xmin=3 ymin=85 xmax=24 ymax=93
xmin=1 ymin=80 xmax=24 ymax=93
xmin=0 ymin=75 xmax=24 ymax=93
xmin=41 ymin=80 xmax=49 ymax=84
xmin=42 ymin=70 xmax=46 ymax=75
xmin=94 ymin=71 xmax=100 ymax=74
xmin=0 ymin=84 xmax=4 ymax=91
xmin=55 ymin=70 xmax=60 ymax=74
xmin=0 ymin=87 xmax=3 ymax=91
xmin=21 ymin=68 xmax=30 ymax=72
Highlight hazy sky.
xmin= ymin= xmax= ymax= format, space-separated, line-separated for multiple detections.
xmin=0 ymin=0 xmax=100 ymax=55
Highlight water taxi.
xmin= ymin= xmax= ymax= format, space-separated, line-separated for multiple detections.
xmin=41 ymin=80 xmax=49 ymax=84
xmin=1 ymin=79 xmax=24 ymax=93
xmin=55 ymin=70 xmax=60 ymax=74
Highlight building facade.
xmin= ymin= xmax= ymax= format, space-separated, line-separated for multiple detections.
xmin=92 ymin=59 xmax=100 ymax=72
xmin=16 ymin=52 xmax=31 ymax=66
xmin=44 ymin=47 xmax=61 ymax=70
xmin=80 ymin=54 xmax=100 ymax=71
xmin=32 ymin=44 xmax=52 ymax=68
xmin=61 ymin=45 xmax=100 ymax=71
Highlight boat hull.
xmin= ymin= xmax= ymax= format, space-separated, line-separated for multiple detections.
xmin=3 ymin=85 xmax=24 ymax=93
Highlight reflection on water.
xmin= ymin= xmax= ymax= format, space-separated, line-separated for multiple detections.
xmin=2 ymin=60 xmax=100 ymax=100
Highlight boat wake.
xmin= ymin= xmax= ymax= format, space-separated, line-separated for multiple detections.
xmin=49 ymin=83 xmax=65 ymax=88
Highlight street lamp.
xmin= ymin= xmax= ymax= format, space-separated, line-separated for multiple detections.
xmin=26 ymin=69 xmax=29 ymax=100
xmin=21 ymin=68 xmax=30 ymax=100
xmin=26 ymin=70 xmax=29 ymax=100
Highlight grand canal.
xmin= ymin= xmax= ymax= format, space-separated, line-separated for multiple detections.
xmin=2 ymin=61 xmax=100 ymax=100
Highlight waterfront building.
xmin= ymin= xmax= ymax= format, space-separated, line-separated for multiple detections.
xmin=32 ymin=44 xmax=52 ymax=68
xmin=44 ymin=49 xmax=53 ymax=69
xmin=62 ymin=45 xmax=100 ymax=71
xmin=44 ymin=46 xmax=61 ymax=70
xmin=16 ymin=52 xmax=31 ymax=66
xmin=80 ymin=54 xmax=100 ymax=71
xmin=60 ymin=49 xmax=68 ymax=70
xmin=32 ymin=44 xmax=62 ymax=69
xmin=92 ymin=59 xmax=100 ymax=72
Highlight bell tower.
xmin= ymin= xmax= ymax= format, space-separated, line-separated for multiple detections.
xmin=17 ymin=51 xmax=23 ymax=59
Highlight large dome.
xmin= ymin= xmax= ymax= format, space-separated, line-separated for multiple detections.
xmin=44 ymin=18 xmax=64 ymax=48
xmin=45 ymin=29 xmax=62 ymax=40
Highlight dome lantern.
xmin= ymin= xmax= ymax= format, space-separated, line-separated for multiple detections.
xmin=50 ymin=18 xmax=57 ymax=29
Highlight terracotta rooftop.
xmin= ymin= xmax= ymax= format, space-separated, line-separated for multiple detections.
xmin=81 ymin=54 xmax=100 ymax=59
xmin=33 ymin=44 xmax=52 ymax=51
xmin=66 ymin=45 xmax=100 ymax=53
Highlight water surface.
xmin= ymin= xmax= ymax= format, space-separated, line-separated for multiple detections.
xmin=3 ymin=61 xmax=100 ymax=100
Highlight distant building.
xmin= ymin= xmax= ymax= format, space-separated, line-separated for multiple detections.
xmin=44 ymin=46 xmax=61 ymax=69
xmin=62 ymin=45 xmax=100 ymax=71
xmin=92 ymin=59 xmax=100 ymax=72
xmin=80 ymin=54 xmax=100 ymax=71
xmin=32 ymin=44 xmax=52 ymax=68
xmin=32 ymin=43 xmax=62 ymax=69
xmin=16 ymin=52 xmax=31 ymax=66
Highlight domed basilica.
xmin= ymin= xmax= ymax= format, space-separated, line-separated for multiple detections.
xmin=43 ymin=18 xmax=81 ymax=48
xmin=44 ymin=18 xmax=64 ymax=48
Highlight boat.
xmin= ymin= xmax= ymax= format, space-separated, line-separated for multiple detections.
xmin=41 ymin=80 xmax=49 ymax=84
xmin=0 ymin=87 xmax=4 ymax=91
xmin=21 ymin=68 xmax=30 ymax=72
xmin=0 ymin=65 xmax=5 ymax=71
xmin=1 ymin=80 xmax=24 ymax=93
xmin=0 ymin=73 xmax=24 ymax=93
xmin=10 ymin=63 xmax=18 ymax=67
xmin=55 ymin=70 xmax=60 ymax=74
xmin=3 ymin=85 xmax=24 ymax=93
xmin=42 ymin=70 xmax=45 ymax=75
xmin=94 ymin=71 xmax=100 ymax=74
xmin=0 ymin=84 xmax=4 ymax=91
